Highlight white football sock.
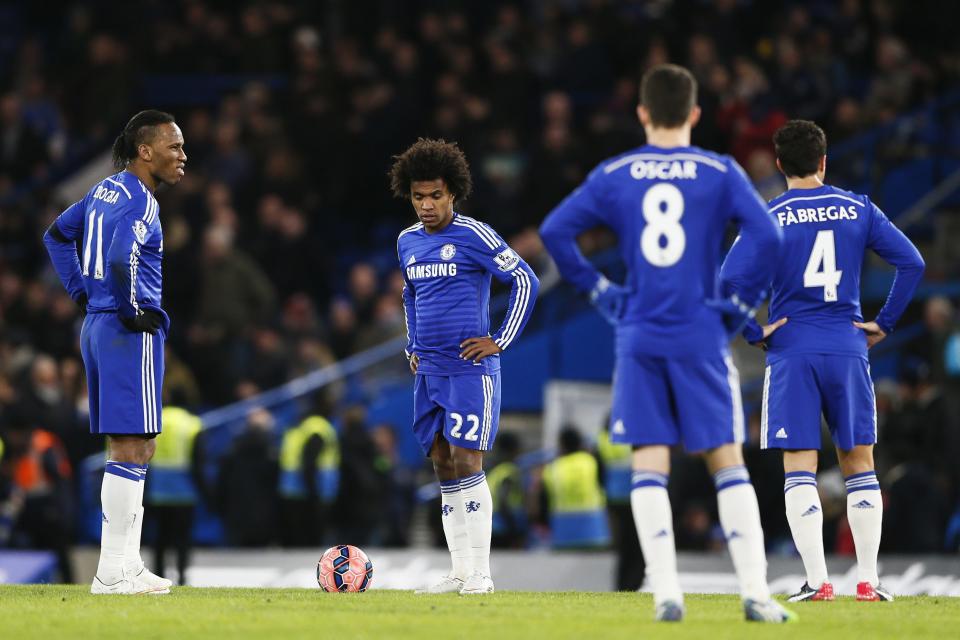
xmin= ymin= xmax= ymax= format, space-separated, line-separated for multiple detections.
xmin=630 ymin=471 xmax=682 ymax=605
xmin=845 ymin=472 xmax=883 ymax=586
xmin=439 ymin=479 xmax=470 ymax=580
xmin=714 ymin=466 xmax=770 ymax=602
xmin=460 ymin=471 xmax=493 ymax=578
xmin=124 ymin=468 xmax=147 ymax=575
xmin=784 ymin=472 xmax=828 ymax=587
xmin=97 ymin=462 xmax=145 ymax=583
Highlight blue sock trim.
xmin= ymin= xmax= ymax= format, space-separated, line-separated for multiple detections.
xmin=631 ymin=470 xmax=668 ymax=490
xmin=459 ymin=471 xmax=486 ymax=491
xmin=714 ymin=465 xmax=751 ymax=492
xmin=439 ymin=479 xmax=460 ymax=494
xmin=784 ymin=471 xmax=817 ymax=494
xmin=844 ymin=471 xmax=879 ymax=494
xmin=104 ymin=461 xmax=147 ymax=483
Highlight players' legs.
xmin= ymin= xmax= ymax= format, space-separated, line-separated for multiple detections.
xmin=837 ymin=445 xmax=883 ymax=588
xmin=703 ymin=444 xmax=771 ymax=603
xmin=97 ymin=436 xmax=155 ymax=585
xmin=824 ymin=355 xmax=884 ymax=593
xmin=451 ymin=445 xmax=492 ymax=581
xmin=782 ymin=449 xmax=829 ymax=590
xmin=613 ymin=355 xmax=683 ymax=613
xmin=668 ymin=354 xmax=775 ymax=606
xmin=630 ymin=445 xmax=683 ymax=609
xmin=429 ymin=434 xmax=471 ymax=583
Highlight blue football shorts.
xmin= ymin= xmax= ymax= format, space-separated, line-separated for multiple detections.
xmin=610 ymin=352 xmax=744 ymax=453
xmin=413 ymin=372 xmax=501 ymax=454
xmin=81 ymin=312 xmax=164 ymax=435
xmin=761 ymin=353 xmax=876 ymax=451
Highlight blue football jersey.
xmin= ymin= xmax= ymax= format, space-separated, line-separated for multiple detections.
xmin=722 ymin=184 xmax=924 ymax=361
xmin=540 ymin=145 xmax=782 ymax=358
xmin=44 ymin=171 xmax=167 ymax=323
xmin=398 ymin=213 xmax=540 ymax=376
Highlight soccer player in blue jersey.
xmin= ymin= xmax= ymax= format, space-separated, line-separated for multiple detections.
xmin=391 ymin=139 xmax=539 ymax=595
xmin=724 ymin=120 xmax=924 ymax=603
xmin=540 ymin=65 xmax=794 ymax=622
xmin=43 ymin=110 xmax=186 ymax=594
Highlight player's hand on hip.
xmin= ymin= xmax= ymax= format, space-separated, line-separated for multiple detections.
xmin=119 ymin=309 xmax=163 ymax=335
xmin=853 ymin=320 xmax=887 ymax=349
xmin=589 ymin=276 xmax=628 ymax=326
xmin=748 ymin=317 xmax=788 ymax=350
xmin=408 ymin=353 xmax=419 ymax=374
xmin=460 ymin=337 xmax=502 ymax=363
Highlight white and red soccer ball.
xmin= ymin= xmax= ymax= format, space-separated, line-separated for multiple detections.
xmin=317 ymin=545 xmax=373 ymax=592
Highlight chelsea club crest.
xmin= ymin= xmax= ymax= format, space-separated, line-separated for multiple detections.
xmin=440 ymin=244 xmax=457 ymax=260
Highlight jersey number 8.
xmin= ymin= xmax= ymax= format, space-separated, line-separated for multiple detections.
xmin=804 ymin=230 xmax=843 ymax=302
xmin=640 ymin=183 xmax=686 ymax=267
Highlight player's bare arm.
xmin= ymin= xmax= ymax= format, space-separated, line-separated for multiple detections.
xmin=459 ymin=337 xmax=502 ymax=363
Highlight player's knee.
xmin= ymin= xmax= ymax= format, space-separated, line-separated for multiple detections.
xmin=450 ymin=446 xmax=482 ymax=477
xmin=837 ymin=445 xmax=874 ymax=476
xmin=703 ymin=442 xmax=744 ymax=474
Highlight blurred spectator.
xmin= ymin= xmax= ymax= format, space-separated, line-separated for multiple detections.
xmin=146 ymin=402 xmax=206 ymax=584
xmin=541 ymin=426 xmax=609 ymax=549
xmin=370 ymin=423 xmax=416 ymax=546
xmin=489 ymin=431 xmax=527 ymax=549
xmin=278 ymin=396 xmax=339 ymax=548
xmin=0 ymin=405 xmax=74 ymax=582
xmin=334 ymin=405 xmax=383 ymax=545
xmin=596 ymin=421 xmax=643 ymax=590
xmin=216 ymin=408 xmax=279 ymax=546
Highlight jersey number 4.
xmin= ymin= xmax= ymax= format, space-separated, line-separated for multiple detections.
xmin=640 ymin=183 xmax=685 ymax=267
xmin=804 ymin=230 xmax=842 ymax=302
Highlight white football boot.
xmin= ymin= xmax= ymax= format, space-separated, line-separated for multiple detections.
xmin=459 ymin=571 xmax=494 ymax=595
xmin=91 ymin=575 xmax=165 ymax=595
xmin=130 ymin=566 xmax=173 ymax=594
xmin=415 ymin=575 xmax=465 ymax=594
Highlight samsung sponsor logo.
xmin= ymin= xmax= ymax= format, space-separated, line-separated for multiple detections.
xmin=406 ymin=263 xmax=458 ymax=280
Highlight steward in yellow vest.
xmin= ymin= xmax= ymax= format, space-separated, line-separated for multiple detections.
xmin=278 ymin=414 xmax=339 ymax=547
xmin=543 ymin=427 xmax=610 ymax=548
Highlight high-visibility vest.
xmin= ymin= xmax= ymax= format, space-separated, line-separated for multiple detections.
xmin=543 ymin=451 xmax=609 ymax=548
xmin=148 ymin=406 xmax=202 ymax=505
xmin=596 ymin=430 xmax=632 ymax=504
xmin=279 ymin=416 xmax=340 ymax=502
xmin=13 ymin=430 xmax=71 ymax=496
xmin=488 ymin=461 xmax=525 ymax=535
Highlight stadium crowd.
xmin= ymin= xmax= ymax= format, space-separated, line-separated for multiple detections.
xmin=1 ymin=0 xmax=960 ymax=576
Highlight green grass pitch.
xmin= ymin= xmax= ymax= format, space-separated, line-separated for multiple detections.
xmin=0 ymin=586 xmax=956 ymax=639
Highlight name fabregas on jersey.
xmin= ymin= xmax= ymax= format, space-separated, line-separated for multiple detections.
xmin=406 ymin=262 xmax=459 ymax=280
xmin=776 ymin=204 xmax=858 ymax=227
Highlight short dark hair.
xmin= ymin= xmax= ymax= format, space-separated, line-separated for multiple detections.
xmin=388 ymin=138 xmax=473 ymax=201
xmin=111 ymin=110 xmax=176 ymax=170
xmin=773 ymin=120 xmax=827 ymax=178
xmin=640 ymin=64 xmax=697 ymax=128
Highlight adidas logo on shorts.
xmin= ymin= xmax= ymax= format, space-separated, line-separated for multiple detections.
xmin=775 ymin=428 xmax=788 ymax=439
